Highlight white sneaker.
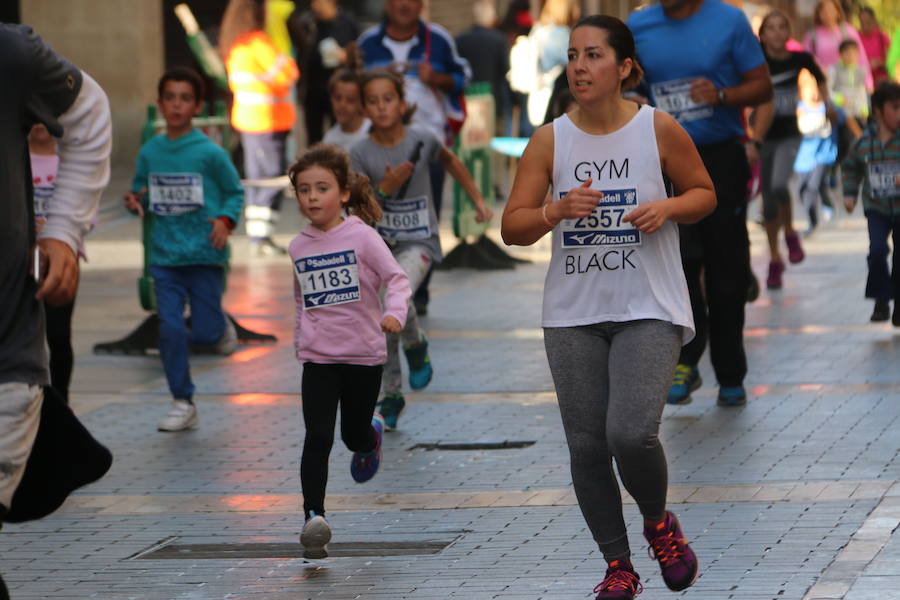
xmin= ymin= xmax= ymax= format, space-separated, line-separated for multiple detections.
xmin=157 ymin=400 xmax=198 ymax=432
xmin=300 ymin=513 xmax=332 ymax=559
xmin=214 ymin=319 xmax=237 ymax=355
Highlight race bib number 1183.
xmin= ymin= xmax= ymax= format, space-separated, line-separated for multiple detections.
xmin=294 ymin=250 xmax=361 ymax=310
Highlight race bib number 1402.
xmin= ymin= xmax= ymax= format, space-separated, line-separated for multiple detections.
xmin=149 ymin=173 xmax=204 ymax=216
xmin=294 ymin=250 xmax=361 ymax=310
xmin=559 ymin=188 xmax=642 ymax=248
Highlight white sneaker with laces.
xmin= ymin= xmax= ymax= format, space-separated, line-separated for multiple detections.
xmin=158 ymin=400 xmax=198 ymax=432
xmin=300 ymin=512 xmax=332 ymax=559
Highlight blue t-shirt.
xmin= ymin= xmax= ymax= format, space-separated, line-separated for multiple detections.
xmin=628 ymin=0 xmax=765 ymax=146
xmin=132 ymin=129 xmax=244 ymax=267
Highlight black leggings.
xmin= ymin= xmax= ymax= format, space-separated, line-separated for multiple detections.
xmin=300 ymin=362 xmax=382 ymax=518
xmin=45 ymin=299 xmax=76 ymax=404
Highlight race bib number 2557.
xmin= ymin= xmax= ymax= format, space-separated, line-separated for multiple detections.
xmin=294 ymin=250 xmax=361 ymax=310
xmin=559 ymin=188 xmax=642 ymax=248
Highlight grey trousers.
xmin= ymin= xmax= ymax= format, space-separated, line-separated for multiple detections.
xmin=544 ymin=319 xmax=681 ymax=561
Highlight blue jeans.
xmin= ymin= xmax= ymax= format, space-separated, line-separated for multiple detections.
xmin=865 ymin=211 xmax=900 ymax=302
xmin=151 ymin=265 xmax=227 ymax=400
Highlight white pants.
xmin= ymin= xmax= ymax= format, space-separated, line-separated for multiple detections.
xmin=0 ymin=383 xmax=43 ymax=510
xmin=383 ymin=246 xmax=432 ymax=394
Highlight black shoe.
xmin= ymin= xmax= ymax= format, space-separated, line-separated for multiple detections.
xmin=893 ymin=304 xmax=900 ymax=327
xmin=747 ymin=271 xmax=760 ymax=303
xmin=871 ymin=300 xmax=890 ymax=322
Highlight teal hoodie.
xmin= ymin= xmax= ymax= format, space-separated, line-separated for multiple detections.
xmin=132 ymin=129 xmax=244 ymax=266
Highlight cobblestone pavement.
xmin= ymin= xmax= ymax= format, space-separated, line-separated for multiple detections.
xmin=1 ymin=196 xmax=898 ymax=600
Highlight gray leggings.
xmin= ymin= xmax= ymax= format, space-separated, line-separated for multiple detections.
xmin=760 ymin=136 xmax=801 ymax=222
xmin=544 ymin=319 xmax=681 ymax=562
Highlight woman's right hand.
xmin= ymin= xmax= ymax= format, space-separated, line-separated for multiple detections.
xmin=550 ymin=177 xmax=604 ymax=222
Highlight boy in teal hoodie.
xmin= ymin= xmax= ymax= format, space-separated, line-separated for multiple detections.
xmin=125 ymin=67 xmax=244 ymax=432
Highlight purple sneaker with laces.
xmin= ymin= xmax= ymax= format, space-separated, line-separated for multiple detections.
xmin=350 ymin=414 xmax=384 ymax=483
xmin=785 ymin=231 xmax=805 ymax=264
xmin=644 ymin=511 xmax=699 ymax=591
xmin=594 ymin=559 xmax=642 ymax=600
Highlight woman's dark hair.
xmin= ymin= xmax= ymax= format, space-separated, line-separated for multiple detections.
xmin=758 ymin=9 xmax=793 ymax=38
xmin=571 ymin=15 xmax=644 ymax=91
xmin=360 ymin=68 xmax=417 ymax=124
xmin=157 ymin=66 xmax=206 ymax=101
xmin=218 ymin=0 xmax=265 ymax=59
xmin=287 ymin=144 xmax=383 ymax=226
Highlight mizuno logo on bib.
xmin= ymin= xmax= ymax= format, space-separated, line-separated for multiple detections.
xmin=377 ymin=196 xmax=431 ymax=241
xmin=149 ymin=173 xmax=204 ymax=216
xmin=294 ymin=250 xmax=361 ymax=310
xmin=559 ymin=188 xmax=641 ymax=248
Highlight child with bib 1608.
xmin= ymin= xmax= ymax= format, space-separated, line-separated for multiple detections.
xmin=288 ymin=144 xmax=411 ymax=560
xmin=349 ymin=68 xmax=493 ymax=431
xmin=124 ymin=67 xmax=244 ymax=433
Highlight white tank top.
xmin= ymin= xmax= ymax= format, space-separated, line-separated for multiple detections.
xmin=543 ymin=105 xmax=694 ymax=343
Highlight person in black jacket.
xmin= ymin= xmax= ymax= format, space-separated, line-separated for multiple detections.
xmin=288 ymin=0 xmax=360 ymax=144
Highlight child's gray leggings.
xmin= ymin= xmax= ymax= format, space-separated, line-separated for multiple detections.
xmin=543 ymin=319 xmax=681 ymax=562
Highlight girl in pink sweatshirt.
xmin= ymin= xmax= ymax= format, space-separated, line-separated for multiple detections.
xmin=287 ymin=144 xmax=411 ymax=559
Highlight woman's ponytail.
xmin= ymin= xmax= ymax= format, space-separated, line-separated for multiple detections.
xmin=346 ymin=172 xmax=383 ymax=226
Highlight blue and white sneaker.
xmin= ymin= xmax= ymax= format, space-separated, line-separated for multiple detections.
xmin=300 ymin=511 xmax=331 ymax=559
xmin=717 ymin=385 xmax=747 ymax=407
xmin=377 ymin=393 xmax=405 ymax=431
xmin=404 ymin=338 xmax=433 ymax=390
xmin=351 ymin=414 xmax=384 ymax=483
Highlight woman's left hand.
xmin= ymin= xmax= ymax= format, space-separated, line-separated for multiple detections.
xmin=623 ymin=199 xmax=674 ymax=234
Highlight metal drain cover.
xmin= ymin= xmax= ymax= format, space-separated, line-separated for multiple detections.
xmin=132 ymin=537 xmax=460 ymax=560
xmin=409 ymin=440 xmax=536 ymax=451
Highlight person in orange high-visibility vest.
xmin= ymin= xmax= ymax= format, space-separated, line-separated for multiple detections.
xmin=220 ymin=0 xmax=299 ymax=256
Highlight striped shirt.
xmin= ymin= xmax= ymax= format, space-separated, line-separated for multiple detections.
xmin=842 ymin=127 xmax=900 ymax=216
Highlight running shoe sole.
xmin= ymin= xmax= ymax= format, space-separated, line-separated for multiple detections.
xmin=300 ymin=516 xmax=331 ymax=559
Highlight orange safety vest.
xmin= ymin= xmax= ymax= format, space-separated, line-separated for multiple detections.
xmin=227 ymin=31 xmax=299 ymax=134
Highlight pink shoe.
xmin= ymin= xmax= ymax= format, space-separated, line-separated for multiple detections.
xmin=644 ymin=512 xmax=699 ymax=592
xmin=785 ymin=231 xmax=805 ymax=264
xmin=594 ymin=560 xmax=642 ymax=599
xmin=766 ymin=260 xmax=785 ymax=290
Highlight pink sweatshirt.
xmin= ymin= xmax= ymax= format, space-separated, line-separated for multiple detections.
xmin=290 ymin=216 xmax=410 ymax=366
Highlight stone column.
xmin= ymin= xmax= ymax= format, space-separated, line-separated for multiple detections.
xmin=22 ymin=0 xmax=164 ymax=167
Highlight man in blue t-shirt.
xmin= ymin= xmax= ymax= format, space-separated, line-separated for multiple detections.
xmin=629 ymin=0 xmax=772 ymax=407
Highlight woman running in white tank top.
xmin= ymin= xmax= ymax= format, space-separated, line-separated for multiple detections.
xmin=501 ymin=15 xmax=716 ymax=600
